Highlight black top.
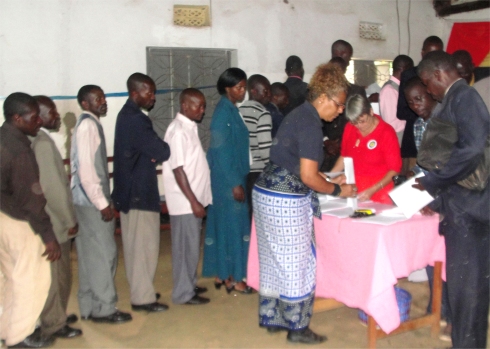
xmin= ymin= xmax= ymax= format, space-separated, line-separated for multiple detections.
xmin=111 ymin=99 xmax=171 ymax=213
xmin=0 ymin=122 xmax=56 ymax=243
xmin=397 ymin=66 xmax=419 ymax=158
xmin=283 ymin=77 xmax=309 ymax=116
xmin=265 ymin=102 xmax=285 ymax=139
xmin=270 ymin=101 xmax=324 ymax=177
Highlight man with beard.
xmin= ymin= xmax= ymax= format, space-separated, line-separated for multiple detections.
xmin=112 ymin=73 xmax=170 ymax=312
xmin=71 ymin=85 xmax=132 ymax=324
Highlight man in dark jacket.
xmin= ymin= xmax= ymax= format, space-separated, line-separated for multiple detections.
xmin=416 ymin=51 xmax=489 ymax=349
xmin=112 ymin=73 xmax=171 ymax=312
xmin=283 ymin=55 xmax=308 ymax=116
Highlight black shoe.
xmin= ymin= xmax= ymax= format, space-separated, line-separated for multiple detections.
xmin=287 ymin=328 xmax=327 ymax=344
xmin=131 ymin=302 xmax=168 ymax=312
xmin=185 ymin=295 xmax=210 ymax=305
xmin=214 ymin=280 xmax=225 ymax=290
xmin=266 ymin=327 xmax=287 ymax=334
xmin=8 ymin=332 xmax=54 ymax=348
xmin=52 ymin=325 xmax=82 ymax=339
xmin=91 ymin=310 xmax=132 ymax=324
xmin=194 ymin=286 xmax=208 ymax=294
xmin=66 ymin=314 xmax=78 ymax=325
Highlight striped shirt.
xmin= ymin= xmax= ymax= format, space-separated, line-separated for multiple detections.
xmin=239 ymin=100 xmax=272 ymax=172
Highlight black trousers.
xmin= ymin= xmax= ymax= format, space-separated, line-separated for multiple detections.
xmin=441 ymin=213 xmax=489 ymax=348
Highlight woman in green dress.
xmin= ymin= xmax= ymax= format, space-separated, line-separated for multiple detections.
xmin=202 ymin=68 xmax=253 ymax=294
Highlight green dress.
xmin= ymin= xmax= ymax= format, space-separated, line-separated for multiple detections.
xmin=203 ymin=96 xmax=251 ymax=280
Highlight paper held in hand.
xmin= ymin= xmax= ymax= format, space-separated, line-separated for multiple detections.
xmin=388 ymin=173 xmax=434 ymax=218
xmin=344 ymin=157 xmax=357 ymax=210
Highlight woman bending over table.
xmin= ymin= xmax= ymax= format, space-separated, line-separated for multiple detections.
xmin=252 ymin=63 xmax=357 ymax=344
xmin=330 ymin=94 xmax=401 ymax=204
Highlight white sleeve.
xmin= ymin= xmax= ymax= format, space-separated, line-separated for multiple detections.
xmin=76 ymin=119 xmax=109 ymax=210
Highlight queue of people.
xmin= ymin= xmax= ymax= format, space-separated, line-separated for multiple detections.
xmin=0 ymin=35 xmax=488 ymax=349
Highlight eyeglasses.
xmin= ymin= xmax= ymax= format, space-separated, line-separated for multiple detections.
xmin=330 ymin=98 xmax=345 ymax=109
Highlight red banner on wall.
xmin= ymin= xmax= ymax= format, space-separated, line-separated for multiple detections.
xmin=447 ymin=22 xmax=490 ymax=67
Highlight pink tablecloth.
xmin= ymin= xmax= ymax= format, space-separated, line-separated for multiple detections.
xmin=247 ymin=202 xmax=445 ymax=334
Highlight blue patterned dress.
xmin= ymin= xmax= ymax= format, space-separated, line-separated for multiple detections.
xmin=252 ymin=101 xmax=324 ymax=331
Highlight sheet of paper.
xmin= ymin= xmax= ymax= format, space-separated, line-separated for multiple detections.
xmin=323 ymin=207 xmax=354 ymax=218
xmin=324 ymin=171 xmax=344 ymax=179
xmin=318 ymin=193 xmax=344 ymax=203
xmin=388 ymin=174 xmax=434 ymax=218
xmin=320 ymin=199 xmax=350 ymax=213
xmin=343 ymin=157 xmax=357 ymax=210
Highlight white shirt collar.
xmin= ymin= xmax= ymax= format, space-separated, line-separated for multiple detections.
xmin=175 ymin=112 xmax=197 ymax=127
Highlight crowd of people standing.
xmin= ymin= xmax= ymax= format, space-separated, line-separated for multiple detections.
xmin=0 ymin=35 xmax=488 ymax=348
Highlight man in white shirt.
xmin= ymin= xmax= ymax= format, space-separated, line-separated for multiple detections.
xmin=379 ymin=55 xmax=414 ymax=146
xmin=162 ymin=88 xmax=212 ymax=305
xmin=71 ymin=85 xmax=131 ymax=324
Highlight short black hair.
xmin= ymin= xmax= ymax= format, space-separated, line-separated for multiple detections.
xmin=127 ymin=73 xmax=155 ymax=93
xmin=3 ymin=92 xmax=37 ymax=122
xmin=418 ymin=51 xmax=457 ymax=76
xmin=331 ymin=40 xmax=353 ymax=55
xmin=452 ymin=50 xmax=473 ymax=66
xmin=329 ymin=56 xmax=348 ymax=73
xmin=285 ymin=55 xmax=303 ymax=75
xmin=247 ymin=74 xmax=270 ymax=93
xmin=422 ymin=36 xmax=444 ymax=50
xmin=179 ymin=88 xmax=204 ymax=104
xmin=270 ymin=82 xmax=289 ymax=97
xmin=216 ymin=68 xmax=247 ymax=95
xmin=77 ymin=85 xmax=101 ymax=106
xmin=403 ymin=76 xmax=424 ymax=93
xmin=393 ymin=55 xmax=414 ymax=72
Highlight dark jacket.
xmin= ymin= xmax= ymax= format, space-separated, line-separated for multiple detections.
xmin=0 ymin=122 xmax=56 ymax=243
xmin=397 ymin=67 xmax=419 ymax=158
xmin=283 ymin=77 xmax=308 ymax=116
xmin=111 ymin=99 xmax=170 ymax=213
xmin=420 ymin=79 xmax=490 ymax=224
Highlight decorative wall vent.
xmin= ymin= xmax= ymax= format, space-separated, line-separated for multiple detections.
xmin=359 ymin=21 xmax=386 ymax=40
xmin=173 ymin=5 xmax=211 ymax=27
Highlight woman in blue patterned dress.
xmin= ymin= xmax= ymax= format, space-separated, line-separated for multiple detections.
xmin=252 ymin=63 xmax=357 ymax=344
xmin=202 ymin=68 xmax=253 ymax=294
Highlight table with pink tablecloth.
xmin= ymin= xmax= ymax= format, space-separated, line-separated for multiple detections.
xmin=247 ymin=202 xmax=445 ymax=334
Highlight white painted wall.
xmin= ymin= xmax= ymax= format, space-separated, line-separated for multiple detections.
xmin=1 ymin=0 xmax=451 ymax=159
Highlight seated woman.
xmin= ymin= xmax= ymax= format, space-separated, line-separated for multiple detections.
xmin=252 ymin=63 xmax=357 ymax=344
xmin=330 ymin=94 xmax=401 ymax=204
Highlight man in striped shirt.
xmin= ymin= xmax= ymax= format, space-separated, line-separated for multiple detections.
xmin=239 ymin=74 xmax=272 ymax=219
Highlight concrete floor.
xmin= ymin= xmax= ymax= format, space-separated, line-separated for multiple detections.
xmin=48 ymin=230 xmax=488 ymax=349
